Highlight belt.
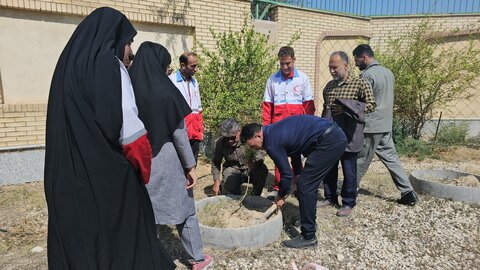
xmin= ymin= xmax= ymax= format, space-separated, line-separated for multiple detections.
xmin=304 ymin=123 xmax=338 ymax=156
xmin=320 ymin=123 xmax=337 ymax=139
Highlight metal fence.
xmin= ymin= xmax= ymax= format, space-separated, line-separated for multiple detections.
xmin=253 ymin=0 xmax=480 ymax=19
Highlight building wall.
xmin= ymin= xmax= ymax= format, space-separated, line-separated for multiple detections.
xmin=271 ymin=6 xmax=480 ymax=132
xmin=0 ymin=0 xmax=479 ymax=148
xmin=370 ymin=14 xmax=480 ymax=48
xmin=0 ymin=0 xmax=249 ymax=149
xmin=0 ymin=8 xmax=194 ymax=104
xmin=370 ymin=15 xmax=480 ymax=121
xmin=271 ymin=6 xmax=370 ymax=97
xmin=0 ymin=104 xmax=46 ymax=148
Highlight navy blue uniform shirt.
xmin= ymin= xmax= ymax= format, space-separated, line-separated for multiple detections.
xmin=262 ymin=115 xmax=335 ymax=197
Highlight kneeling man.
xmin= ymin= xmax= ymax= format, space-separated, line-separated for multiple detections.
xmin=241 ymin=115 xmax=347 ymax=248
xmin=212 ymin=119 xmax=268 ymax=196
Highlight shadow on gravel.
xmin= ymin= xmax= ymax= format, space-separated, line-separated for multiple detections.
xmin=280 ymin=200 xmax=300 ymax=238
xmin=157 ymin=225 xmax=190 ymax=266
xmin=358 ymin=188 xmax=397 ymax=203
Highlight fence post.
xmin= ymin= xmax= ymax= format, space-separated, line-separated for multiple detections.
xmin=433 ymin=111 xmax=443 ymax=141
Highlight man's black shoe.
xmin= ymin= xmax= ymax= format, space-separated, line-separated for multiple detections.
xmin=397 ymin=191 xmax=418 ymax=206
xmin=281 ymin=235 xmax=317 ymax=249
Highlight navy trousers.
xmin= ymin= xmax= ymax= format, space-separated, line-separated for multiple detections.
xmin=324 ymin=151 xmax=359 ymax=207
xmin=297 ymin=126 xmax=347 ymax=240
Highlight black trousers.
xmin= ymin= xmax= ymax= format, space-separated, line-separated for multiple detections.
xmin=297 ymin=126 xmax=347 ymax=240
xmin=189 ymin=139 xmax=201 ymax=163
xmin=222 ymin=163 xmax=268 ymax=196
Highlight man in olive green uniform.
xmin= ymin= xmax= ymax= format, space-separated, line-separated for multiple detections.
xmin=212 ymin=119 xmax=268 ymax=196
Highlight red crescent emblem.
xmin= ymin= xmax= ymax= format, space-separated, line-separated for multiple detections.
xmin=293 ymin=86 xmax=300 ymax=94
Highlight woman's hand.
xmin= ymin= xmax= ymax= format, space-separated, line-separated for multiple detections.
xmin=186 ymin=167 xmax=197 ymax=189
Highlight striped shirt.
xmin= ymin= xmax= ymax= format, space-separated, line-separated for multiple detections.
xmin=322 ymin=74 xmax=376 ymax=114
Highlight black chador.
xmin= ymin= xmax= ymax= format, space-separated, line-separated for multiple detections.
xmin=44 ymin=7 xmax=175 ymax=270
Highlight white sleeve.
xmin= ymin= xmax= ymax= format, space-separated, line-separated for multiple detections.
xmin=118 ymin=59 xmax=146 ymax=145
xmin=264 ymin=76 xmax=274 ymax=103
xmin=303 ymin=74 xmax=314 ymax=101
xmin=197 ymin=86 xmax=203 ymax=112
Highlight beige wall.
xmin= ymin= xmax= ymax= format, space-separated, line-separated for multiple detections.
xmin=0 ymin=0 xmax=479 ymax=148
xmin=270 ymin=6 xmax=480 ymax=121
xmin=0 ymin=9 xmax=80 ymax=104
xmin=0 ymin=0 xmax=249 ymax=104
xmin=436 ymin=36 xmax=480 ymax=119
xmin=271 ymin=6 xmax=371 ymax=112
xmin=369 ymin=15 xmax=480 ymax=120
xmin=253 ymin=19 xmax=277 ymax=44
xmin=0 ymin=8 xmax=193 ymax=104
xmin=0 ymin=0 xmax=249 ymax=148
xmin=133 ymin=24 xmax=194 ymax=69
xmin=370 ymin=14 xmax=480 ymax=49
xmin=0 ymin=104 xmax=46 ymax=148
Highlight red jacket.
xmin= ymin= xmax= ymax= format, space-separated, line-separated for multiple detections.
xmin=169 ymin=71 xmax=204 ymax=141
xmin=262 ymin=68 xmax=316 ymax=125
xmin=185 ymin=111 xmax=204 ymax=141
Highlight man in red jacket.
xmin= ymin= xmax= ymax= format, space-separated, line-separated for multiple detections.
xmin=170 ymin=52 xmax=203 ymax=162
xmin=262 ymin=46 xmax=316 ymax=194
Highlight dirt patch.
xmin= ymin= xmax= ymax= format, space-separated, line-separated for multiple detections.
xmin=436 ymin=147 xmax=480 ymax=162
xmin=1 ymin=148 xmax=480 ymax=269
xmin=197 ymin=199 xmax=266 ymax=228
xmin=0 ymin=182 xmax=47 ymax=253
xmin=419 ymin=173 xmax=480 ymax=188
xmin=447 ymin=175 xmax=480 ymax=187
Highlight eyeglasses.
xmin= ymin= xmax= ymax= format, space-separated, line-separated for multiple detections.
xmin=225 ymin=135 xmax=237 ymax=141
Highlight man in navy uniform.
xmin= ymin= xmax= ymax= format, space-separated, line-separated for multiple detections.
xmin=241 ymin=115 xmax=347 ymax=248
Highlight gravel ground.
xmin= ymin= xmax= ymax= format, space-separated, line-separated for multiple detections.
xmin=0 ymin=147 xmax=479 ymax=269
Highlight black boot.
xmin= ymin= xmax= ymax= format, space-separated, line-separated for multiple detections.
xmin=397 ymin=191 xmax=418 ymax=206
xmin=281 ymin=235 xmax=317 ymax=249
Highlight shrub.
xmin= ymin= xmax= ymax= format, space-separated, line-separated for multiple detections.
xmin=466 ymin=135 xmax=480 ymax=148
xmin=434 ymin=122 xmax=469 ymax=146
xmin=392 ymin=116 xmax=410 ymax=145
xmin=378 ymin=19 xmax=480 ymax=139
xmin=396 ymin=138 xmax=438 ymax=161
xmin=196 ymin=17 xmax=277 ymax=134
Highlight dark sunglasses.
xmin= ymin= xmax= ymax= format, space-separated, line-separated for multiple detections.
xmin=225 ymin=135 xmax=237 ymax=141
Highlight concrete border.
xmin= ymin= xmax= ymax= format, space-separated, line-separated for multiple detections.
xmin=409 ymin=170 xmax=480 ymax=204
xmin=195 ymin=195 xmax=283 ymax=250
xmin=0 ymin=149 xmax=44 ymax=185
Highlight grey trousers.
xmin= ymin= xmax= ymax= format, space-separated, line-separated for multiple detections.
xmin=357 ymin=132 xmax=414 ymax=195
xmin=157 ymin=213 xmax=204 ymax=263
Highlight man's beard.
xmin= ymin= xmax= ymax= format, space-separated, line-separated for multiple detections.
xmin=358 ymin=62 xmax=367 ymax=71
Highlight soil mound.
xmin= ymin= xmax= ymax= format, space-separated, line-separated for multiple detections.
xmin=197 ymin=199 xmax=265 ymax=228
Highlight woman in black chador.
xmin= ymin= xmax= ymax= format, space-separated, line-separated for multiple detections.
xmin=129 ymin=42 xmax=214 ymax=270
xmin=44 ymin=7 xmax=175 ymax=269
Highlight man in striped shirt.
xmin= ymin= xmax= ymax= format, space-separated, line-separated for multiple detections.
xmin=319 ymin=51 xmax=376 ymax=217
